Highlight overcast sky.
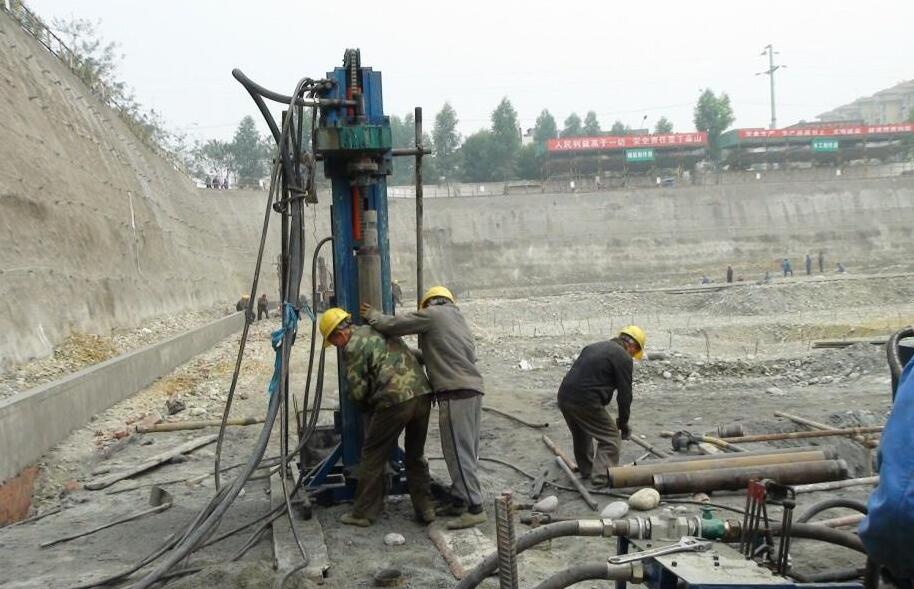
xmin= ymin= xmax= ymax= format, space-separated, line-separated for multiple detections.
xmin=27 ymin=0 xmax=914 ymax=143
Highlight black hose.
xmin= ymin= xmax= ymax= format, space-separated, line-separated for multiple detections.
xmin=455 ymin=521 xmax=585 ymax=589
xmin=771 ymin=522 xmax=867 ymax=554
xmin=300 ymin=237 xmax=333 ymax=436
xmin=887 ymin=326 xmax=914 ymax=401
xmin=796 ymin=498 xmax=868 ymax=524
xmin=531 ymin=563 xmax=637 ymax=589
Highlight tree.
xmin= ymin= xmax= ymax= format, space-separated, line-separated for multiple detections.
xmin=583 ymin=111 xmax=601 ymax=135
xmin=693 ymin=89 xmax=735 ymax=161
xmin=489 ymin=97 xmax=521 ymax=179
xmin=533 ymin=109 xmax=558 ymax=143
xmin=610 ymin=120 xmax=630 ymax=136
xmin=460 ymin=130 xmax=498 ymax=182
xmin=390 ymin=113 xmax=415 ymax=185
xmin=191 ymin=139 xmax=233 ymax=180
xmin=432 ymin=102 xmax=461 ymax=179
xmin=654 ymin=116 xmax=674 ymax=134
xmin=515 ymin=143 xmax=542 ymax=180
xmin=562 ymin=113 xmax=583 ymax=137
xmin=230 ymin=116 xmax=269 ymax=188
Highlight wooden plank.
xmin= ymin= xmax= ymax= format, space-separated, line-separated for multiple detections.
xmin=270 ymin=470 xmax=329 ymax=584
xmin=542 ymin=434 xmax=577 ymax=471
xmin=84 ymin=434 xmax=218 ymax=490
xmin=427 ymin=522 xmax=496 ymax=580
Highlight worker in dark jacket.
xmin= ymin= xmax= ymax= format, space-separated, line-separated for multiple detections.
xmin=320 ymin=307 xmax=436 ymax=527
xmin=257 ymin=294 xmax=269 ymax=320
xmin=557 ymin=326 xmax=646 ymax=487
xmin=362 ymin=285 xmax=486 ymax=529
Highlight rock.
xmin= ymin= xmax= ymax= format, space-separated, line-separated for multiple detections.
xmin=628 ymin=488 xmax=661 ymax=511
xmin=384 ymin=533 xmax=406 ymax=546
xmin=166 ymin=397 xmax=186 ymax=415
xmin=601 ymin=501 xmax=629 ymax=519
xmin=691 ymin=492 xmax=710 ymax=503
xmin=765 ymin=386 xmax=785 ymax=396
xmin=662 ymin=371 xmax=672 ymax=380
xmin=189 ymin=407 xmax=207 ymax=417
xmin=533 ymin=495 xmax=558 ymax=513
xmin=169 ymin=454 xmax=189 ymax=464
xmin=849 ymin=372 xmax=860 ymax=379
xmin=518 ymin=359 xmax=533 ymax=371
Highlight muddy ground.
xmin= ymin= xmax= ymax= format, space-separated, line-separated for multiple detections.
xmin=0 ymin=272 xmax=909 ymax=588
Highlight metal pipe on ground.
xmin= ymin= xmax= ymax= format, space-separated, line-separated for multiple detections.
xmin=652 ymin=459 xmax=848 ymax=494
xmin=774 ymin=411 xmax=878 ymax=448
xmin=813 ymin=514 xmax=865 ymax=529
xmin=531 ymin=563 xmax=641 ymax=589
xmin=720 ymin=426 xmax=882 ymax=444
xmin=608 ymin=449 xmax=837 ymax=489
xmin=792 ymin=476 xmax=878 ymax=494
xmin=628 ymin=436 xmax=669 ymax=458
xmin=554 ymin=456 xmax=598 ymax=511
xmin=659 ymin=445 xmax=833 ymax=464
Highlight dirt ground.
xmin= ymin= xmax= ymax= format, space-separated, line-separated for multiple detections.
xmin=0 ymin=272 xmax=909 ymax=588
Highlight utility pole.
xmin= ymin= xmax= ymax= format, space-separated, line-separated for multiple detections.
xmin=757 ymin=45 xmax=786 ymax=130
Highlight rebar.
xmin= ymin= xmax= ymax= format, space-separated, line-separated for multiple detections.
xmin=495 ymin=492 xmax=519 ymax=589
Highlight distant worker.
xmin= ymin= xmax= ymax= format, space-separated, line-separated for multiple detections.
xmin=805 ymin=254 xmax=812 ymax=276
xmin=836 ymin=262 xmax=846 ymax=273
xmin=818 ymin=250 xmax=825 ymax=273
xmin=222 ymin=177 xmax=229 ymax=190
xmin=210 ymin=177 xmax=219 ymax=189
xmin=235 ymin=294 xmax=249 ymax=312
xmin=782 ymin=258 xmax=793 ymax=277
xmin=391 ymin=280 xmax=403 ymax=307
xmin=556 ymin=326 xmax=645 ymax=487
xmin=320 ymin=308 xmax=435 ymax=527
xmin=763 ymin=270 xmax=771 ymax=284
xmin=726 ymin=265 xmax=733 ymax=284
xmin=257 ymin=293 xmax=269 ymax=320
xmin=362 ymin=285 xmax=487 ymax=529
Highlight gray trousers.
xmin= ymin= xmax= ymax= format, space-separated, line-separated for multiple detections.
xmin=557 ymin=394 xmax=621 ymax=479
xmin=438 ymin=392 xmax=483 ymax=507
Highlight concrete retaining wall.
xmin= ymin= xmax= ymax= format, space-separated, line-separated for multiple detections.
xmin=0 ymin=312 xmax=244 ymax=484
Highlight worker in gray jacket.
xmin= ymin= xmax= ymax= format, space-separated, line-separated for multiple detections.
xmin=361 ymin=285 xmax=486 ymax=529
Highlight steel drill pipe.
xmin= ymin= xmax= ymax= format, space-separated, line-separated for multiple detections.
xmin=531 ymin=563 xmax=641 ymax=589
xmin=555 ymin=456 xmax=598 ymax=511
xmin=660 ymin=445 xmax=832 ymax=464
xmin=792 ymin=476 xmax=879 ymax=494
xmin=494 ymin=492 xmax=519 ymax=589
xmin=628 ymin=436 xmax=669 ymax=458
xmin=720 ymin=426 xmax=882 ymax=443
xmin=774 ymin=411 xmax=878 ymax=448
xmin=608 ymin=449 xmax=836 ymax=488
xmin=652 ymin=459 xmax=848 ymax=494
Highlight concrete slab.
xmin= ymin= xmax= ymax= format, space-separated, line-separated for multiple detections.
xmin=427 ymin=522 xmax=495 ymax=580
xmin=270 ymin=471 xmax=330 ymax=584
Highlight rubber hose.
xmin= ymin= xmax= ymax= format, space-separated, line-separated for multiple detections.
xmin=531 ymin=563 xmax=636 ymax=589
xmin=455 ymin=521 xmax=585 ymax=589
xmin=796 ymin=498 xmax=868 ymax=524
xmin=887 ymin=326 xmax=914 ymax=401
xmin=791 ymin=568 xmax=866 ymax=583
xmin=770 ymin=522 xmax=867 ymax=554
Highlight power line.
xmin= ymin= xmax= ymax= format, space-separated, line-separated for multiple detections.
xmin=756 ymin=45 xmax=787 ymax=129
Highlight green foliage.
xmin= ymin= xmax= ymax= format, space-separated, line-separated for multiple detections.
xmin=432 ymin=102 xmax=461 ymax=179
xmin=583 ymin=111 xmax=601 ymax=135
xmin=908 ymin=107 xmax=914 ymax=123
xmin=515 ymin=143 xmax=542 ymax=180
xmin=460 ymin=131 xmax=497 ymax=182
xmin=533 ymin=109 xmax=558 ymax=143
xmin=610 ymin=120 xmax=631 ymax=135
xmin=389 ymin=112 xmax=435 ymax=185
xmin=230 ymin=116 xmax=270 ymax=188
xmin=693 ymin=89 xmax=735 ymax=161
xmin=489 ymin=97 xmax=521 ymax=179
xmin=562 ymin=112 xmax=583 ymax=137
xmin=654 ymin=116 xmax=674 ymax=134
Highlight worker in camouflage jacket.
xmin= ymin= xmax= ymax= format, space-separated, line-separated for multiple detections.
xmin=319 ymin=307 xmax=435 ymax=527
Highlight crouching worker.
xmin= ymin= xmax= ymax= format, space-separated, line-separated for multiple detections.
xmin=319 ymin=307 xmax=436 ymax=527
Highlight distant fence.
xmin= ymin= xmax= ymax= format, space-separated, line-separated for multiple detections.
xmin=1 ymin=0 xmax=191 ymax=177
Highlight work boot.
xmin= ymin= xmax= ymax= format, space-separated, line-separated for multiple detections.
xmin=339 ymin=512 xmax=372 ymax=527
xmin=435 ymin=499 xmax=467 ymax=517
xmin=446 ymin=507 xmax=487 ymax=530
xmin=416 ymin=507 xmax=437 ymax=524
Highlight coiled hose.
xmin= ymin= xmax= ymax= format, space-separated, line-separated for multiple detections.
xmin=887 ymin=326 xmax=914 ymax=401
xmin=796 ymin=497 xmax=868 ymax=524
xmin=531 ymin=563 xmax=638 ymax=589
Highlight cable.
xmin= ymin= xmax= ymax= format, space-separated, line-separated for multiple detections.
xmin=796 ymin=498 xmax=868 ymax=524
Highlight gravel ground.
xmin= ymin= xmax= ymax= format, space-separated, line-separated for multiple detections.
xmin=0 ymin=273 xmax=909 ymax=587
xmin=0 ymin=306 xmax=233 ymax=401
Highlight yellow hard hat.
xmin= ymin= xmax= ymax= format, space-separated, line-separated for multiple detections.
xmin=619 ymin=325 xmax=646 ymax=360
xmin=319 ymin=307 xmax=352 ymax=348
xmin=241 ymin=294 xmax=250 ymax=300
xmin=419 ymin=285 xmax=454 ymax=309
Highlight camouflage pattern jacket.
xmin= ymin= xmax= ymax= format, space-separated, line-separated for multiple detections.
xmin=342 ymin=325 xmax=431 ymax=411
